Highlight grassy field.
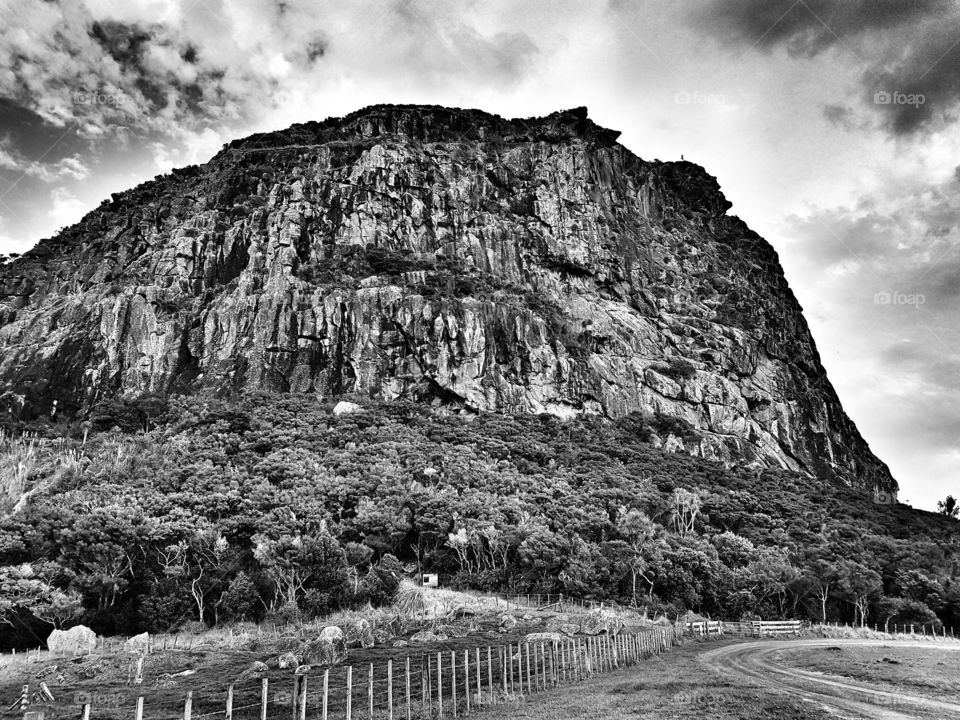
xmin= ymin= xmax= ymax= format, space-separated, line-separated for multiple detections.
xmin=775 ymin=643 xmax=960 ymax=701
xmin=0 ymin=587 xmax=672 ymax=720
xmin=479 ymin=639 xmax=832 ymax=720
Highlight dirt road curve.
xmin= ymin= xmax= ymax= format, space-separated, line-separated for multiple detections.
xmin=700 ymin=639 xmax=960 ymax=720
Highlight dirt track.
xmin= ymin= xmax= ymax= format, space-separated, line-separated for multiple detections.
xmin=700 ymin=639 xmax=960 ymax=719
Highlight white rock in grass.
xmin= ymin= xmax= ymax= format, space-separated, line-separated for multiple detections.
xmin=333 ymin=401 xmax=362 ymax=416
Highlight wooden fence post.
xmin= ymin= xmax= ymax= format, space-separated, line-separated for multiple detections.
xmin=368 ymin=663 xmax=374 ymax=719
xmin=437 ymin=652 xmax=443 ymax=719
xmin=291 ymin=677 xmax=298 ymax=720
xmin=183 ymin=690 xmax=193 ymax=720
xmin=463 ymin=650 xmax=470 ymax=712
xmin=552 ymin=642 xmax=558 ymax=686
xmin=299 ymin=676 xmax=308 ymax=720
xmin=421 ymin=656 xmax=428 ymax=715
xmin=513 ymin=643 xmax=521 ymax=695
xmin=525 ymin=643 xmax=532 ymax=693
xmin=451 ymin=650 xmax=457 ymax=718
xmin=135 ymin=696 xmax=144 ymax=720
xmin=225 ymin=684 xmax=234 ymax=720
xmin=346 ymin=666 xmax=353 ymax=720
xmin=261 ymin=678 xmax=268 ymax=720
xmin=475 ymin=647 xmax=481 ymax=705
xmin=322 ymin=669 xmax=329 ymax=720
xmin=387 ymin=659 xmax=393 ymax=720
xmin=405 ymin=657 xmax=411 ymax=720
xmin=487 ymin=646 xmax=494 ymax=702
xmin=537 ymin=643 xmax=544 ymax=690
xmin=81 ymin=704 xmax=90 ymax=720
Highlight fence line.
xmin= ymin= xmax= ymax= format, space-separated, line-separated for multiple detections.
xmin=50 ymin=626 xmax=680 ymax=720
xmin=685 ymin=619 xmax=958 ymax=640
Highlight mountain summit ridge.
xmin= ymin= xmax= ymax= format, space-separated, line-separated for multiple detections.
xmin=0 ymin=104 xmax=894 ymax=491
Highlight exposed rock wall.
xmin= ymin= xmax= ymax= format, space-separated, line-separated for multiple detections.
xmin=0 ymin=105 xmax=894 ymax=490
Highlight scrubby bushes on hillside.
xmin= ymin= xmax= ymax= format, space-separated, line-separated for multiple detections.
xmin=0 ymin=393 xmax=957 ymax=647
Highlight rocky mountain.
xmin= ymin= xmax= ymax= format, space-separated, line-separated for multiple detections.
xmin=0 ymin=104 xmax=894 ymax=491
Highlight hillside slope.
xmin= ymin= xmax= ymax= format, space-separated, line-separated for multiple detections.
xmin=0 ymin=395 xmax=955 ymax=645
xmin=0 ymin=104 xmax=892 ymax=489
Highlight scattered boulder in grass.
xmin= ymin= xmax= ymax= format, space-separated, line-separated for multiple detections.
xmin=48 ymin=626 xmax=97 ymax=656
xmin=351 ymin=619 xmax=374 ymax=648
xmin=524 ymin=632 xmax=563 ymax=644
xmin=499 ymin=615 xmax=517 ymax=631
xmin=303 ymin=628 xmax=348 ymax=666
xmin=333 ymin=401 xmax=362 ymax=417
xmin=605 ymin=615 xmax=626 ymax=636
xmin=237 ymin=661 xmax=270 ymax=683
xmin=372 ymin=629 xmax=391 ymax=645
xmin=409 ymin=630 xmax=447 ymax=644
xmin=393 ymin=640 xmax=409 ymax=648
xmin=276 ymin=652 xmax=302 ymax=669
xmin=294 ymin=665 xmax=312 ymax=676
xmin=437 ymin=624 xmax=469 ymax=638
xmin=124 ymin=632 xmax=150 ymax=655
xmin=319 ymin=626 xmax=345 ymax=644
xmin=579 ymin=615 xmax=607 ymax=636
xmin=558 ymin=624 xmax=579 ymax=637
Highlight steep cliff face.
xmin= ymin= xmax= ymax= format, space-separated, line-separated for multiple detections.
xmin=0 ymin=104 xmax=894 ymax=490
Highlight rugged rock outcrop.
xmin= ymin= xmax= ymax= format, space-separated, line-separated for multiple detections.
xmin=0 ymin=104 xmax=894 ymax=490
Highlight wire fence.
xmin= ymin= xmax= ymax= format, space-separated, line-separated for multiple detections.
xmin=19 ymin=626 xmax=680 ymax=720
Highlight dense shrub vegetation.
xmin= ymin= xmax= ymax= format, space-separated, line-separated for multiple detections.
xmin=1 ymin=394 xmax=958 ymax=648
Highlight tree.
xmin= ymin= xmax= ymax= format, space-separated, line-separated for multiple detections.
xmin=216 ymin=572 xmax=260 ymax=623
xmin=670 ymin=488 xmax=702 ymax=537
xmin=937 ymin=495 xmax=959 ymax=518
xmin=616 ymin=506 xmax=657 ymax=605
xmin=253 ymin=529 xmax=346 ymax=611
xmin=837 ymin=561 xmax=882 ymax=627
xmin=0 ymin=564 xmax=83 ymax=628
xmin=344 ymin=543 xmax=374 ymax=594
xmin=804 ymin=558 xmax=839 ymax=624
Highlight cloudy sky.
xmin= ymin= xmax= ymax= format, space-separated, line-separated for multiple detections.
xmin=1 ymin=0 xmax=958 ymax=510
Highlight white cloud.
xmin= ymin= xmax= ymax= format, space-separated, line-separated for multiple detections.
xmin=0 ymin=142 xmax=90 ymax=182
xmin=48 ymin=187 xmax=92 ymax=232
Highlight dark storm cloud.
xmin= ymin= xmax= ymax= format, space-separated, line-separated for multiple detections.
xmin=693 ymin=0 xmax=960 ymax=135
